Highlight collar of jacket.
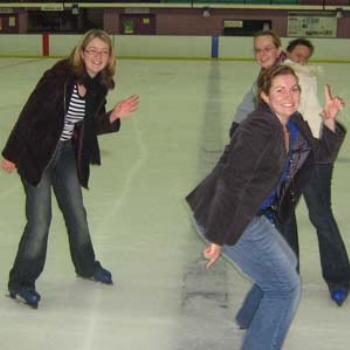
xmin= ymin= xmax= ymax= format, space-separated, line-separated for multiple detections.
xmin=258 ymin=104 xmax=316 ymax=147
xmin=290 ymin=112 xmax=318 ymax=150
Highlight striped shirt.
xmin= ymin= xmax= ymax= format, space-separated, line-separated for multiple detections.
xmin=60 ymin=84 xmax=86 ymax=141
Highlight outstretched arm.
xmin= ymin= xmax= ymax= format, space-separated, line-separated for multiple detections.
xmin=110 ymin=95 xmax=140 ymax=123
xmin=95 ymin=95 xmax=140 ymax=135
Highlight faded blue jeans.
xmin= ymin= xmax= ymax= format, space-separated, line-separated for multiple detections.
xmin=8 ymin=141 xmax=102 ymax=293
xmin=196 ymin=216 xmax=301 ymax=350
xmin=226 ymin=217 xmax=301 ymax=350
xmin=281 ymin=163 xmax=350 ymax=293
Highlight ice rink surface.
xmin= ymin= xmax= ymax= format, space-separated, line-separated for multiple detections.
xmin=0 ymin=57 xmax=350 ymax=350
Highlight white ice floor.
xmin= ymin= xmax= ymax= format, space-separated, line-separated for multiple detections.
xmin=0 ymin=57 xmax=350 ymax=350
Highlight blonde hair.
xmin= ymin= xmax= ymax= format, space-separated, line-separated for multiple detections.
xmin=254 ymin=30 xmax=282 ymax=49
xmin=69 ymin=29 xmax=116 ymax=90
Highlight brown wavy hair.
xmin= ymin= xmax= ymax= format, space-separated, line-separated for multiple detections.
xmin=69 ymin=29 xmax=116 ymax=90
xmin=257 ymin=65 xmax=300 ymax=105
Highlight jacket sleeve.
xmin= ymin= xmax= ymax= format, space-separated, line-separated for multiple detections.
xmin=206 ymin=116 xmax=278 ymax=245
xmin=315 ymin=122 xmax=346 ymax=164
xmin=94 ymin=98 xmax=121 ymax=136
xmin=2 ymin=68 xmax=61 ymax=164
xmin=233 ymin=84 xmax=258 ymax=123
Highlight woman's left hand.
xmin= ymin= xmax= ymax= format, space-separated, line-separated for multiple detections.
xmin=110 ymin=95 xmax=139 ymax=123
xmin=203 ymin=243 xmax=222 ymax=269
xmin=322 ymin=85 xmax=344 ymax=121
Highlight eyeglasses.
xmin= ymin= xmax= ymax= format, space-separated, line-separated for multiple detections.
xmin=254 ymin=46 xmax=277 ymax=55
xmin=84 ymin=48 xmax=110 ymax=57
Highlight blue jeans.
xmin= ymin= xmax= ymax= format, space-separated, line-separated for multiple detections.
xmin=281 ymin=163 xmax=350 ymax=292
xmin=8 ymin=141 xmax=102 ymax=293
xmin=223 ymin=217 xmax=301 ymax=350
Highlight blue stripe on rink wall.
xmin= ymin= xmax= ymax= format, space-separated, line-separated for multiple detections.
xmin=211 ymin=36 xmax=219 ymax=58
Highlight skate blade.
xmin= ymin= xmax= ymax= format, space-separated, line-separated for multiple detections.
xmin=7 ymin=293 xmax=39 ymax=309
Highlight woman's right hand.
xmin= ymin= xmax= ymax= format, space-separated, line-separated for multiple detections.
xmin=1 ymin=158 xmax=16 ymax=173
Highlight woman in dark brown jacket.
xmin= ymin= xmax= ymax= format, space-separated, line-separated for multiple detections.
xmin=1 ymin=29 xmax=139 ymax=308
xmin=186 ymin=65 xmax=345 ymax=350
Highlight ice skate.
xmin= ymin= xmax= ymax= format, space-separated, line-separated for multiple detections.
xmin=330 ymin=288 xmax=348 ymax=306
xmin=9 ymin=288 xmax=41 ymax=309
xmin=88 ymin=266 xmax=113 ymax=285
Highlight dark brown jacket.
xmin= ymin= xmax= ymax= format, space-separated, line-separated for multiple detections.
xmin=186 ymin=105 xmax=345 ymax=246
xmin=2 ymin=59 xmax=120 ymax=187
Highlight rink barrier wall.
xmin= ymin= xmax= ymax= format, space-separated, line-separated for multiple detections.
xmin=1 ymin=34 xmax=350 ymax=63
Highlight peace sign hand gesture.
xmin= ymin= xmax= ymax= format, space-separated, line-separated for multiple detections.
xmin=321 ymin=85 xmax=344 ymax=132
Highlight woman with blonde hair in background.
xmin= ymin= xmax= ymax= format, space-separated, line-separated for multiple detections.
xmin=1 ymin=29 xmax=139 ymax=308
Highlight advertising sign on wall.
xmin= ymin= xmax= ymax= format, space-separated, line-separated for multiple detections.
xmin=288 ymin=13 xmax=337 ymax=38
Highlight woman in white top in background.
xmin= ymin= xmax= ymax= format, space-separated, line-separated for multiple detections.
xmin=283 ymin=38 xmax=350 ymax=306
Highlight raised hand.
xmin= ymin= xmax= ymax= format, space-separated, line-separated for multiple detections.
xmin=322 ymin=84 xmax=344 ymax=121
xmin=110 ymin=95 xmax=139 ymax=123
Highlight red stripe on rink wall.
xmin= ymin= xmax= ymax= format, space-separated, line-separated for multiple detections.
xmin=42 ymin=33 xmax=49 ymax=56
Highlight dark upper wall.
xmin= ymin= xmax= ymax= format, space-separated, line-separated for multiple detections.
xmin=1 ymin=2 xmax=349 ymax=38
xmin=104 ymin=7 xmax=350 ymax=38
